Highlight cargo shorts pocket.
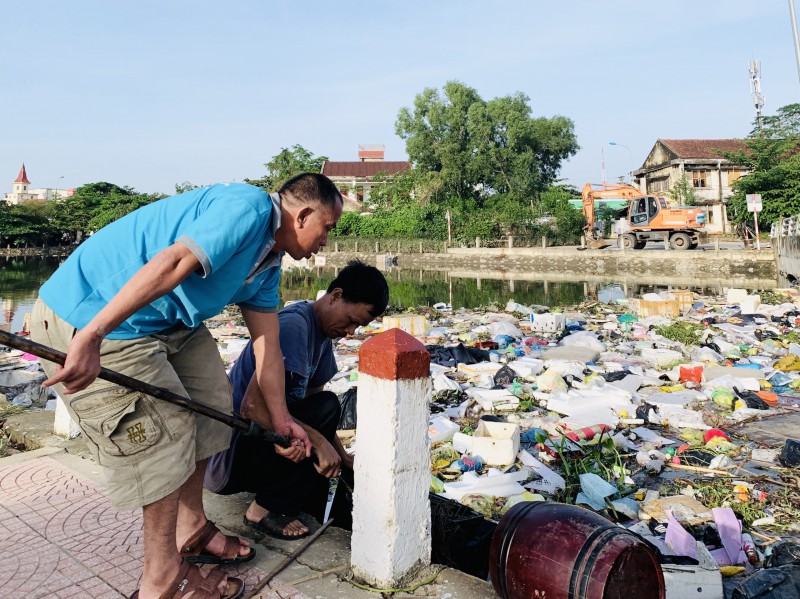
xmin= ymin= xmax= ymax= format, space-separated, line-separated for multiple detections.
xmin=70 ymin=386 xmax=162 ymax=457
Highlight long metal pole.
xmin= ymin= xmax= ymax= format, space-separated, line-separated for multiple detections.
xmin=790 ymin=0 xmax=800 ymax=86
xmin=0 ymin=330 xmax=291 ymax=447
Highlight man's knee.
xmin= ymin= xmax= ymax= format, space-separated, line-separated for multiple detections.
xmin=288 ymin=391 xmax=340 ymax=437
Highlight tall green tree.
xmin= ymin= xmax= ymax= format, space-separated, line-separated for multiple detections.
xmin=724 ymin=103 xmax=800 ymax=226
xmin=245 ymin=145 xmax=328 ymax=191
xmin=395 ymin=81 xmax=579 ymax=209
xmin=667 ymin=175 xmax=699 ymax=206
xmin=50 ymin=182 xmax=161 ymax=242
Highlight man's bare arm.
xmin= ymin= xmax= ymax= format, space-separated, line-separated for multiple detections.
xmin=43 ymin=243 xmax=201 ymax=394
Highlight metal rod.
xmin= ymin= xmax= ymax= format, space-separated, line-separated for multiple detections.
xmin=244 ymin=519 xmax=335 ymax=599
xmin=0 ymin=329 xmax=291 ymax=447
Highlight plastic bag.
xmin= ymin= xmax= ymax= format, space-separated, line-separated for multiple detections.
xmin=493 ymin=365 xmax=516 ymax=386
xmin=337 ymin=388 xmax=358 ymax=429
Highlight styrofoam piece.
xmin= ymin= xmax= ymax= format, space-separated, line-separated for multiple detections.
xmin=429 ymin=363 xmax=455 ymax=375
xmin=527 ymin=313 xmax=565 ymax=332
xmin=519 ymin=449 xmax=566 ymax=493
xmin=609 ymin=374 xmax=643 ymax=394
xmin=539 ymin=345 xmax=599 ymax=363
xmin=739 ymin=294 xmax=761 ymax=315
xmin=726 ymin=288 xmax=748 ymax=305
xmin=703 ymin=366 xmax=764 ymax=381
xmin=457 ymin=361 xmax=503 ymax=376
xmin=382 ymin=314 xmax=427 ymax=336
xmin=471 ymin=420 xmax=521 ymax=465
xmin=646 ymin=391 xmax=701 ymax=409
xmin=441 ymin=469 xmax=528 ymax=502
xmin=428 ymin=415 xmax=459 ymax=444
xmin=507 ymin=357 xmax=544 ymax=378
xmin=469 ymin=388 xmax=520 ymax=412
xmin=452 ymin=431 xmax=474 ymax=454
xmin=432 ymin=373 xmax=461 ymax=392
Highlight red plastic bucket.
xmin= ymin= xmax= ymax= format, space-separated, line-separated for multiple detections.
xmin=489 ymin=502 xmax=665 ymax=599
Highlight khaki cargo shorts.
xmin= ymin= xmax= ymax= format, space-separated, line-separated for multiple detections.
xmin=30 ymin=300 xmax=233 ymax=511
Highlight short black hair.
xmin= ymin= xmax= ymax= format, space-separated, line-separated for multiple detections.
xmin=327 ymin=260 xmax=389 ymax=318
xmin=278 ymin=173 xmax=342 ymax=210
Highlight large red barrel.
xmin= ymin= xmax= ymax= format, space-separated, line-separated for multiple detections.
xmin=489 ymin=502 xmax=665 ymax=599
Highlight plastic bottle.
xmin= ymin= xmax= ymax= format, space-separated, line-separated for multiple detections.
xmin=741 ymin=533 xmax=758 ymax=565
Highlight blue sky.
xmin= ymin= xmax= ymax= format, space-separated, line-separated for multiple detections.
xmin=3 ymin=1 xmax=799 ymax=195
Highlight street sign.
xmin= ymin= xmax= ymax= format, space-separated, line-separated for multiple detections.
xmin=746 ymin=194 xmax=762 ymax=213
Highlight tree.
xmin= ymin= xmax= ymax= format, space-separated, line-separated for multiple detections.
xmin=667 ymin=176 xmax=699 ymax=206
xmin=50 ymin=182 xmax=162 ymax=242
xmin=245 ymin=145 xmax=328 ymax=191
xmin=395 ymin=81 xmax=579 ymax=210
xmin=724 ymin=103 xmax=800 ymax=227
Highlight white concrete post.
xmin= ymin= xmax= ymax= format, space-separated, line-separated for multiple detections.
xmin=351 ymin=329 xmax=431 ymax=589
xmin=53 ymin=393 xmax=81 ymax=438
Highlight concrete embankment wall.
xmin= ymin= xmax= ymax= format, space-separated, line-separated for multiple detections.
xmin=773 ymin=217 xmax=800 ymax=285
xmin=0 ymin=246 xmax=73 ymax=258
xmin=317 ymin=247 xmax=777 ymax=289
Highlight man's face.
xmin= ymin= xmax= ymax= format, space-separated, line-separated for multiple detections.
xmin=290 ymin=200 xmax=343 ymax=260
xmin=320 ymin=291 xmax=376 ymax=339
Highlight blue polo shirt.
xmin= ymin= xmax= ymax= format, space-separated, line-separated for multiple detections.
xmin=39 ymin=183 xmax=283 ymax=339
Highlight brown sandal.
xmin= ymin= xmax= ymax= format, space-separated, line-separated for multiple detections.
xmin=128 ymin=560 xmax=245 ymax=598
xmin=180 ymin=520 xmax=255 ymax=565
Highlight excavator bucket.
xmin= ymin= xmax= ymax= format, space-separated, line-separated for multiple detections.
xmin=587 ymin=238 xmax=610 ymax=249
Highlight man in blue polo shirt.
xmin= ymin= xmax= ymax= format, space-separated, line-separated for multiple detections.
xmin=30 ymin=173 xmax=343 ymax=599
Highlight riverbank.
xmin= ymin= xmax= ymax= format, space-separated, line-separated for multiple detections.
xmin=316 ymin=246 xmax=777 ymax=287
xmin=0 ymin=245 xmax=73 ymax=258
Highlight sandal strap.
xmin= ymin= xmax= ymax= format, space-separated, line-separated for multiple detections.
xmin=179 ymin=521 xmax=219 ymax=557
xmin=162 ymin=561 xmax=239 ymax=599
xmin=219 ymin=533 xmax=242 ymax=561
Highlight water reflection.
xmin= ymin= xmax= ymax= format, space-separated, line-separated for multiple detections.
xmin=0 ymin=257 xmax=778 ymax=334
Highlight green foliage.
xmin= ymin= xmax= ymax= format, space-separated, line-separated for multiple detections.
xmin=0 ymin=182 xmax=163 ymax=246
xmin=668 ymin=175 xmax=699 ymax=206
xmin=396 ymin=81 xmax=579 ymax=208
xmin=724 ymin=103 xmax=800 ymax=227
xmin=245 ymin=144 xmax=328 ymax=192
xmin=654 ymin=321 xmax=705 ymax=346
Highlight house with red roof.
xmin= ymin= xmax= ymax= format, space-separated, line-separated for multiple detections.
xmin=632 ymin=139 xmax=751 ymax=234
xmin=321 ymin=145 xmax=410 ymax=210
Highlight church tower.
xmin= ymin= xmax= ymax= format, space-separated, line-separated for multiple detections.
xmin=5 ymin=164 xmax=37 ymax=204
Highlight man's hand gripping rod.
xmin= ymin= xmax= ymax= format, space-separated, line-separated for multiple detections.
xmin=0 ymin=330 xmax=291 ymax=448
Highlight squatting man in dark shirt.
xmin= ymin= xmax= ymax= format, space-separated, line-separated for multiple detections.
xmin=205 ymin=260 xmax=389 ymax=539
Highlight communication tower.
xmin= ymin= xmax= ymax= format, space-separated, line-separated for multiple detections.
xmin=749 ymin=60 xmax=765 ymax=128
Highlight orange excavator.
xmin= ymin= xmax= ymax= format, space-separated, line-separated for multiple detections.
xmin=581 ymin=183 xmax=707 ymax=250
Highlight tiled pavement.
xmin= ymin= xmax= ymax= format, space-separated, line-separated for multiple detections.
xmin=0 ymin=447 xmax=494 ymax=599
xmin=0 ymin=454 xmax=307 ymax=599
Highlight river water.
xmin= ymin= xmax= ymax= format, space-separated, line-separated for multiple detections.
xmin=0 ymin=256 xmax=770 ymax=334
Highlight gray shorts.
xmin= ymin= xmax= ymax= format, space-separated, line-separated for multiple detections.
xmin=30 ymin=299 xmax=233 ymax=510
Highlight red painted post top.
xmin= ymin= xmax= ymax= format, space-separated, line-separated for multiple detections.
xmin=359 ymin=328 xmax=430 ymax=381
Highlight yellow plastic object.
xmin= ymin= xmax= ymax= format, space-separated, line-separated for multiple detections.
xmin=774 ymin=354 xmax=800 ymax=371
xmin=720 ymin=566 xmax=746 ymax=577
xmin=659 ymin=384 xmax=686 ymax=392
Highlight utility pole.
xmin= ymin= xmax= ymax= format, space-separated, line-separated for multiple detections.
xmin=749 ymin=60 xmax=765 ymax=129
